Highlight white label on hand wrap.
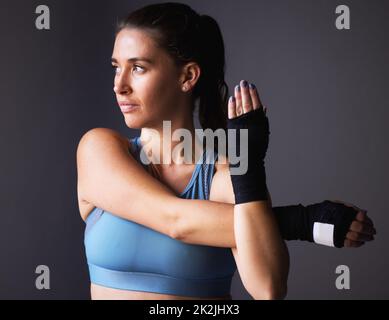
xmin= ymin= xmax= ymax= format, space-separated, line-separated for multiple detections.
xmin=313 ymin=222 xmax=335 ymax=247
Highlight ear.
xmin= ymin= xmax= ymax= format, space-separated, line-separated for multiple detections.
xmin=180 ymin=62 xmax=201 ymax=92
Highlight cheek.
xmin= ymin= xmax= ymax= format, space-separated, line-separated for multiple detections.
xmin=143 ymin=73 xmax=178 ymax=109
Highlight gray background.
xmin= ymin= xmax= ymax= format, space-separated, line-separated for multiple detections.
xmin=0 ymin=0 xmax=388 ymax=299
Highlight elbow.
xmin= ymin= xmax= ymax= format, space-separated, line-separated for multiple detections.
xmin=248 ymin=283 xmax=287 ymax=300
xmin=169 ymin=225 xmax=185 ymax=241
xmin=262 ymin=285 xmax=287 ymax=300
xmin=169 ymin=216 xmax=189 ymax=242
xmin=167 ymin=199 xmax=187 ymax=241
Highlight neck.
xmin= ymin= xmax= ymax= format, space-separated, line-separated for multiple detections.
xmin=140 ymin=111 xmax=203 ymax=167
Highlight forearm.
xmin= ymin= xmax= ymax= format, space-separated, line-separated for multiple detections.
xmin=234 ymin=201 xmax=289 ymax=299
xmin=171 ymin=197 xmax=292 ymax=248
xmin=170 ymin=198 xmax=301 ymax=248
xmin=172 ymin=196 xmax=360 ymax=250
xmin=173 ymin=193 xmax=272 ymax=248
xmin=173 ymin=198 xmax=235 ymax=247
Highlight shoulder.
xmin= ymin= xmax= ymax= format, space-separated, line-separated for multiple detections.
xmin=209 ymin=154 xmax=235 ymax=204
xmin=80 ymin=128 xmax=130 ymax=144
xmin=76 ymin=129 xmax=135 ymax=216
xmin=77 ymin=128 xmax=131 ymax=160
xmin=76 ymin=128 xmax=131 ymax=197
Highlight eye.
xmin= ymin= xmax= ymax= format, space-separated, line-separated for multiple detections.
xmin=111 ymin=64 xmax=145 ymax=75
xmin=132 ymin=65 xmax=145 ymax=73
xmin=111 ymin=65 xmax=120 ymax=74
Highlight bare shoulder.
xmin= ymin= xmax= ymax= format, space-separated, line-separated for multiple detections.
xmin=76 ymin=127 xmax=132 ymax=180
xmin=209 ymin=154 xmax=235 ymax=204
xmin=76 ymin=128 xmax=131 ymax=220
xmin=77 ymin=128 xmax=130 ymax=153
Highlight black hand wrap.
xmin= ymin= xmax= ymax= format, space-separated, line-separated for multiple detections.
xmin=273 ymin=200 xmax=358 ymax=248
xmin=227 ymin=108 xmax=270 ymax=204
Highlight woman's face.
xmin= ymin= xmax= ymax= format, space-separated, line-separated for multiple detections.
xmin=112 ymin=28 xmax=185 ymax=129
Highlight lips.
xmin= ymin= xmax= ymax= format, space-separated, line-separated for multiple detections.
xmin=118 ymin=101 xmax=139 ymax=107
xmin=119 ymin=102 xmax=139 ymax=113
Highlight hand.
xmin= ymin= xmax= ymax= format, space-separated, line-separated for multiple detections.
xmin=228 ymin=79 xmax=269 ymax=163
xmin=331 ymin=200 xmax=377 ymax=248
xmin=228 ymin=80 xmax=266 ymax=119
xmin=227 ymin=80 xmax=269 ymax=203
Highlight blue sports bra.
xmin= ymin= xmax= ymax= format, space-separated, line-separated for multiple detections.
xmin=84 ymin=137 xmax=237 ymax=298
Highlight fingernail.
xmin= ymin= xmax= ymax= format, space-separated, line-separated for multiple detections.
xmin=229 ymin=96 xmax=235 ymax=103
xmin=241 ymin=80 xmax=248 ymax=88
xmin=249 ymin=83 xmax=256 ymax=89
xmin=235 ymin=85 xmax=240 ymax=92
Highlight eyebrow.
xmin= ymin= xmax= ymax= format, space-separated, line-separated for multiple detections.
xmin=111 ymin=57 xmax=154 ymax=64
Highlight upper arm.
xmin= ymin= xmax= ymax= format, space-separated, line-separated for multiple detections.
xmin=209 ymin=154 xmax=235 ymax=204
xmin=76 ymin=128 xmax=178 ymax=237
xmin=208 ymin=155 xmax=243 ymax=264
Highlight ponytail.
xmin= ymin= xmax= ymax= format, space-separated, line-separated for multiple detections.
xmin=195 ymin=15 xmax=228 ymax=131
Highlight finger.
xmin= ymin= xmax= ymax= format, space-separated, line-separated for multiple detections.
xmin=356 ymin=211 xmax=374 ymax=227
xmin=228 ymin=96 xmax=237 ymax=119
xmin=344 ymin=239 xmax=365 ymax=248
xmin=240 ymin=80 xmax=253 ymax=114
xmin=352 ymin=209 xmax=375 ymax=229
xmin=349 ymin=220 xmax=376 ymax=236
xmin=330 ymin=200 xmax=374 ymax=228
xmin=355 ymin=210 xmax=367 ymax=222
xmin=355 ymin=211 xmax=375 ymax=229
xmin=234 ymin=85 xmax=243 ymax=116
xmin=346 ymin=230 xmax=374 ymax=242
xmin=249 ymin=83 xmax=262 ymax=110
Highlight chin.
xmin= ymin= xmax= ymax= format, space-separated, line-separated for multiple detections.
xmin=123 ymin=114 xmax=148 ymax=129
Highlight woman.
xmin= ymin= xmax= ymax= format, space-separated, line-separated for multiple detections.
xmin=77 ymin=3 xmax=375 ymax=300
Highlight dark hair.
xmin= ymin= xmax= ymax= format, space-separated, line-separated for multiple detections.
xmin=116 ymin=2 xmax=228 ymax=131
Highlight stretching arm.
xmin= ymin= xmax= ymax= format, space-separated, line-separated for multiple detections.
xmin=77 ymin=128 xmax=367 ymax=248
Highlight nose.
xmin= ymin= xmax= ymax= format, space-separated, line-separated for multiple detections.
xmin=113 ymin=73 xmax=132 ymax=95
